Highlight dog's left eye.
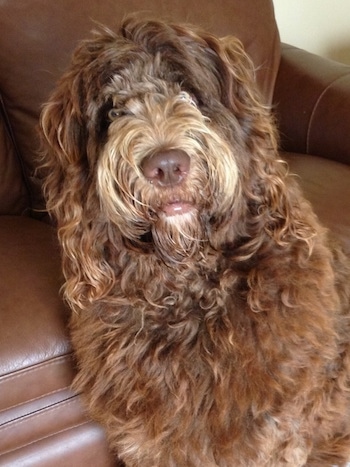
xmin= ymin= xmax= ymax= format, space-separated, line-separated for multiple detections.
xmin=108 ymin=108 xmax=126 ymax=121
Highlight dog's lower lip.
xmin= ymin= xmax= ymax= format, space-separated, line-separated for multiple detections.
xmin=162 ymin=202 xmax=193 ymax=216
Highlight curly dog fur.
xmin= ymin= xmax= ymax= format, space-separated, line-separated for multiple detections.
xmin=40 ymin=17 xmax=350 ymax=466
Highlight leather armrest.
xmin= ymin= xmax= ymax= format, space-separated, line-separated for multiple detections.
xmin=0 ymin=216 xmax=115 ymax=465
xmin=273 ymin=44 xmax=350 ymax=166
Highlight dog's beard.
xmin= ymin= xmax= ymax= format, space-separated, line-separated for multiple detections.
xmin=150 ymin=209 xmax=206 ymax=264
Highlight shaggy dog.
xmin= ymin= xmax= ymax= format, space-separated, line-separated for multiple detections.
xmin=40 ymin=17 xmax=350 ymax=467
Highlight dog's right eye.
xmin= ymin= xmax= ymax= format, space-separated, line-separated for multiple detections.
xmin=178 ymin=91 xmax=197 ymax=107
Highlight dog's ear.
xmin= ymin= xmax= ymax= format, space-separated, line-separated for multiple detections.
xmin=40 ymin=27 xmax=125 ymax=217
xmin=205 ymin=35 xmax=318 ymax=254
xmin=40 ymin=67 xmax=89 ymax=215
xmin=40 ymin=28 xmax=119 ymax=204
xmin=217 ymin=36 xmax=260 ymax=113
xmin=40 ymin=51 xmax=118 ymax=311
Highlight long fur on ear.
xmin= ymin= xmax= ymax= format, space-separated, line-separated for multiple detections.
xmin=40 ymin=62 xmax=117 ymax=310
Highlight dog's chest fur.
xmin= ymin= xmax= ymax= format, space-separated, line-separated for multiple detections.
xmin=70 ymin=249 xmax=342 ymax=466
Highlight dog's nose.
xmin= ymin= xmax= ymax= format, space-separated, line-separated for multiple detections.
xmin=141 ymin=149 xmax=190 ymax=187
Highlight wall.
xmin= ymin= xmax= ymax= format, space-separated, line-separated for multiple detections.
xmin=273 ymin=0 xmax=350 ymax=64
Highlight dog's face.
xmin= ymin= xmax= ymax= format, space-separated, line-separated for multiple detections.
xmin=41 ymin=18 xmax=288 ymax=303
xmin=96 ymin=56 xmax=242 ymax=261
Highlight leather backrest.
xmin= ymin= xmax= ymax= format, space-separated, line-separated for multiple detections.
xmin=0 ymin=113 xmax=30 ymax=215
xmin=0 ymin=0 xmax=280 ymax=215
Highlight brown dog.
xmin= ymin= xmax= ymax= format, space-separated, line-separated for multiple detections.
xmin=40 ymin=17 xmax=350 ymax=466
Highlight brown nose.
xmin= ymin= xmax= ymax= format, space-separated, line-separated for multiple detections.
xmin=141 ymin=149 xmax=190 ymax=187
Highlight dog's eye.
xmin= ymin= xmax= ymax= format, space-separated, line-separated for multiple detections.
xmin=178 ymin=92 xmax=197 ymax=107
xmin=108 ymin=108 xmax=125 ymax=121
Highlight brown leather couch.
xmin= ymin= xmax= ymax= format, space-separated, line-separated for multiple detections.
xmin=0 ymin=0 xmax=349 ymax=465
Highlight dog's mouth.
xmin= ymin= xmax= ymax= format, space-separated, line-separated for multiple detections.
xmin=161 ymin=201 xmax=195 ymax=217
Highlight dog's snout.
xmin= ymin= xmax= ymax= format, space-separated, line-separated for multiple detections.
xmin=141 ymin=149 xmax=190 ymax=187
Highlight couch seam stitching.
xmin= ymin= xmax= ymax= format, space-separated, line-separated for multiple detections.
xmin=0 ymin=385 xmax=72 ymax=416
xmin=0 ymin=418 xmax=91 ymax=458
xmin=0 ymin=353 xmax=74 ymax=383
xmin=0 ymin=396 xmax=80 ymax=433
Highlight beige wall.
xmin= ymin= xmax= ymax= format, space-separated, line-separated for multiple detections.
xmin=273 ymin=0 xmax=350 ymax=64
